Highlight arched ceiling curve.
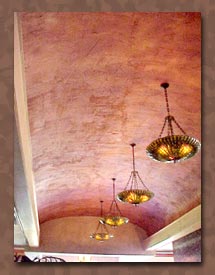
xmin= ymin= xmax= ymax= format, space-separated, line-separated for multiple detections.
xmin=19 ymin=12 xmax=201 ymax=237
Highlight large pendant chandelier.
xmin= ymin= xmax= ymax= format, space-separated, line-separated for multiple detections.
xmin=90 ymin=200 xmax=114 ymax=241
xmin=117 ymin=143 xmax=154 ymax=205
xmin=100 ymin=178 xmax=129 ymax=227
xmin=146 ymin=83 xmax=201 ymax=163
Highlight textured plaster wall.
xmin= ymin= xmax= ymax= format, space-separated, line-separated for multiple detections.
xmin=19 ymin=12 xmax=201 ymax=237
xmin=173 ymin=229 xmax=201 ymax=262
xmin=28 ymin=216 xmax=148 ymax=255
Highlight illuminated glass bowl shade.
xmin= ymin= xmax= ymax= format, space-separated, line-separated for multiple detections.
xmin=90 ymin=232 xmax=113 ymax=241
xmin=102 ymin=178 xmax=129 ymax=227
xmin=146 ymin=135 xmax=201 ymax=163
xmin=90 ymin=200 xmax=114 ymax=241
xmin=117 ymin=189 xmax=154 ymax=205
xmin=101 ymin=216 xmax=129 ymax=227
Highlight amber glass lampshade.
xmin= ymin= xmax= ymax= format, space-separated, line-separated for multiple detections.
xmin=146 ymin=135 xmax=201 ymax=163
xmin=101 ymin=179 xmax=129 ymax=227
xmin=90 ymin=225 xmax=113 ymax=241
xmin=117 ymin=144 xmax=154 ymax=206
xmin=117 ymin=188 xmax=154 ymax=205
xmin=146 ymin=83 xmax=201 ymax=163
xmin=90 ymin=201 xmax=114 ymax=241
xmin=102 ymin=216 xmax=129 ymax=227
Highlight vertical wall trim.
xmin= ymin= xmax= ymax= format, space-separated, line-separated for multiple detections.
xmin=14 ymin=12 xmax=40 ymax=247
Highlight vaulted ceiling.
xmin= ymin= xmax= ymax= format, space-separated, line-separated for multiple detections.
xmin=18 ymin=12 xmax=201 ymax=238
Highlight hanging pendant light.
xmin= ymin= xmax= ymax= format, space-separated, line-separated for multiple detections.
xmin=100 ymin=178 xmax=129 ymax=227
xmin=146 ymin=83 xmax=201 ymax=163
xmin=117 ymin=143 xmax=154 ymax=205
xmin=90 ymin=200 xmax=114 ymax=241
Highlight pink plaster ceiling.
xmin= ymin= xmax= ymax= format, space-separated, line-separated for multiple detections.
xmin=19 ymin=12 xmax=201 ymax=236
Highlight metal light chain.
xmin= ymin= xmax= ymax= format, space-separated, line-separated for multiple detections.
xmin=164 ymin=85 xmax=174 ymax=136
xmin=159 ymin=83 xmax=186 ymax=136
xmin=167 ymin=115 xmax=174 ymax=136
xmin=111 ymin=179 xmax=117 ymax=214
xmin=112 ymin=178 xmax=116 ymax=201
xmin=131 ymin=143 xmax=138 ymax=189
xmin=109 ymin=178 xmax=123 ymax=216
xmin=124 ymin=172 xmax=132 ymax=191
xmin=159 ymin=117 xmax=167 ymax=138
xmin=164 ymin=87 xmax=171 ymax=116
xmin=131 ymin=143 xmax=136 ymax=172
xmin=172 ymin=117 xmax=187 ymax=135
xmin=100 ymin=200 xmax=104 ymax=216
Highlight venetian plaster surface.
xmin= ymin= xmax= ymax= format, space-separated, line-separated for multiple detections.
xmin=20 ymin=12 xmax=201 ymax=236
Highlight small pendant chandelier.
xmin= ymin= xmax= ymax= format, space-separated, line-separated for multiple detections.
xmin=90 ymin=200 xmax=114 ymax=241
xmin=100 ymin=178 xmax=129 ymax=227
xmin=117 ymin=143 xmax=154 ymax=205
xmin=146 ymin=83 xmax=201 ymax=163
